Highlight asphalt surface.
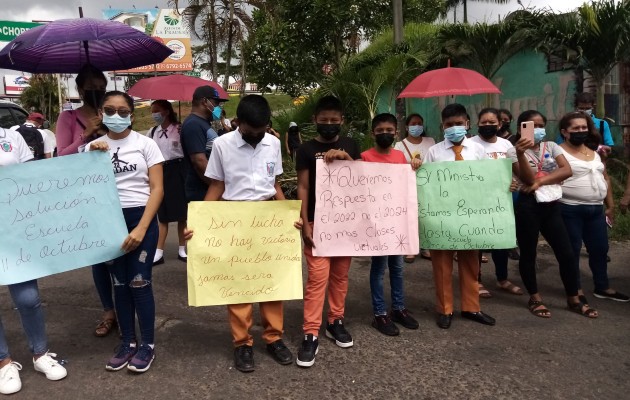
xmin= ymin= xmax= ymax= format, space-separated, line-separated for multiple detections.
xmin=1 ymin=228 xmax=629 ymax=400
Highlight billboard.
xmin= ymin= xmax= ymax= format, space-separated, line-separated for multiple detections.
xmin=4 ymin=75 xmax=29 ymax=95
xmin=102 ymin=8 xmax=192 ymax=73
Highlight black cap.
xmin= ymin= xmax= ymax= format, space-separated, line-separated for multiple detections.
xmin=192 ymin=85 xmax=228 ymax=102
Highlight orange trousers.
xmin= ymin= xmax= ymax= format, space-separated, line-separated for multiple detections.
xmin=227 ymin=301 xmax=283 ymax=347
xmin=431 ymin=250 xmax=480 ymax=315
xmin=302 ymin=244 xmax=352 ymax=335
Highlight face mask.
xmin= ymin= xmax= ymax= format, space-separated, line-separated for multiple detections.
xmin=242 ymin=131 xmax=265 ymax=146
xmin=408 ymin=125 xmax=424 ymax=137
xmin=478 ymin=125 xmax=498 ymax=139
xmin=317 ymin=124 xmax=341 ymax=140
xmin=568 ymin=131 xmax=589 ymax=146
xmin=498 ymin=122 xmax=510 ymax=134
xmin=83 ymin=89 xmax=106 ymax=109
xmin=579 ymin=109 xmax=593 ymax=117
xmin=534 ymin=127 xmax=546 ymax=143
xmin=444 ymin=125 xmax=467 ymax=143
xmin=375 ymin=134 xmax=395 ymax=149
xmin=206 ymin=100 xmax=222 ymax=121
xmin=103 ymin=113 xmax=131 ymax=134
xmin=152 ymin=112 xmax=165 ymax=125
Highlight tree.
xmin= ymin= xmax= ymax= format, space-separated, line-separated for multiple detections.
xmin=20 ymin=75 xmax=64 ymax=123
xmin=443 ymin=0 xmax=511 ymax=24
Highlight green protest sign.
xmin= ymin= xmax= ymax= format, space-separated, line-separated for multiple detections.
xmin=417 ymin=159 xmax=516 ymax=250
xmin=0 ymin=21 xmax=42 ymax=42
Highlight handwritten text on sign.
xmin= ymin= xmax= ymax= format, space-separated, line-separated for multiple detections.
xmin=313 ymin=160 xmax=419 ymax=257
xmin=0 ymin=152 xmax=128 ymax=285
xmin=187 ymin=201 xmax=303 ymax=306
xmin=417 ymin=159 xmax=516 ymax=250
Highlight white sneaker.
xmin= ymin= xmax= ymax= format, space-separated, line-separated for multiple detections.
xmin=33 ymin=352 xmax=67 ymax=381
xmin=0 ymin=361 xmax=22 ymax=395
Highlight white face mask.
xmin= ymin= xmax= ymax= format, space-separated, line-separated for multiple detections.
xmin=152 ymin=112 xmax=165 ymax=124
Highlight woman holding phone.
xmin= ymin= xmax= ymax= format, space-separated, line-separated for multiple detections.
xmin=508 ymin=110 xmax=597 ymax=319
xmin=558 ymin=112 xmax=629 ymax=303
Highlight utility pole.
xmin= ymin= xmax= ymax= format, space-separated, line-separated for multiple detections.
xmin=393 ymin=0 xmax=405 ymax=137
xmin=393 ymin=0 xmax=403 ymax=45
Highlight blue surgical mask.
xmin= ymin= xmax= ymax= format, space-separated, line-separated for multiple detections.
xmin=152 ymin=112 xmax=165 ymax=125
xmin=534 ymin=127 xmax=546 ymax=143
xmin=103 ymin=113 xmax=131 ymax=134
xmin=444 ymin=125 xmax=467 ymax=143
xmin=206 ymin=100 xmax=222 ymax=121
xmin=408 ymin=125 xmax=424 ymax=137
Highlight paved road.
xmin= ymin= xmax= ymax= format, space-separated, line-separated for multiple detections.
xmin=1 ymin=231 xmax=629 ymax=399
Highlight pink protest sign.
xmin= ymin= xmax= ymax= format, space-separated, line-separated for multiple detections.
xmin=313 ymin=160 xmax=419 ymax=257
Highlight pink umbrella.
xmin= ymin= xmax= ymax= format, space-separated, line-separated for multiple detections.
xmin=128 ymin=74 xmax=229 ymax=101
xmin=398 ymin=61 xmax=501 ymax=98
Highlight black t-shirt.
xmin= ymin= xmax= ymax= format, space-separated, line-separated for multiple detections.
xmin=180 ymin=114 xmax=218 ymax=200
xmin=295 ymin=137 xmax=361 ymax=222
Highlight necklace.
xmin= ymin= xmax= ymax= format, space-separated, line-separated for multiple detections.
xmin=578 ymin=148 xmax=591 ymax=157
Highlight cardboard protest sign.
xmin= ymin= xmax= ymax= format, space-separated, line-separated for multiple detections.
xmin=417 ymin=159 xmax=516 ymax=250
xmin=187 ymin=201 xmax=303 ymax=306
xmin=0 ymin=152 xmax=127 ymax=285
xmin=312 ymin=160 xmax=419 ymax=257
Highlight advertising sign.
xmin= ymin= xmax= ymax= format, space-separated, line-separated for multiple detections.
xmin=0 ymin=20 xmax=42 ymax=42
xmin=4 ymin=75 xmax=29 ymax=95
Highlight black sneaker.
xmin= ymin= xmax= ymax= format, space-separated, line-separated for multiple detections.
xmin=233 ymin=345 xmax=255 ymax=372
xmin=296 ymin=334 xmax=318 ymax=368
xmin=372 ymin=315 xmax=399 ymax=336
xmin=391 ymin=309 xmax=420 ymax=330
xmin=593 ymin=289 xmax=630 ymax=302
xmin=266 ymin=339 xmax=293 ymax=365
xmin=325 ymin=319 xmax=353 ymax=348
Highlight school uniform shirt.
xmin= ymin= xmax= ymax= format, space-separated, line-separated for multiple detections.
xmin=295 ymin=137 xmax=361 ymax=222
xmin=394 ymin=137 xmax=436 ymax=162
xmin=422 ymin=136 xmax=486 ymax=163
xmin=180 ymin=114 xmax=218 ymax=196
xmin=86 ymin=131 xmax=165 ymax=208
xmin=0 ymin=127 xmax=33 ymax=166
xmin=205 ymin=130 xmax=283 ymax=201
xmin=149 ymin=123 xmax=184 ymax=161
xmin=361 ymin=147 xmax=407 ymax=164
xmin=10 ymin=123 xmax=55 ymax=155
xmin=469 ymin=135 xmax=516 ymax=163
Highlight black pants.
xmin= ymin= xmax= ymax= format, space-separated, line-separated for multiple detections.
xmin=515 ymin=193 xmax=578 ymax=297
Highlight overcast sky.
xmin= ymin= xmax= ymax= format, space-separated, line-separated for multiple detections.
xmin=3 ymin=0 xmax=591 ymax=24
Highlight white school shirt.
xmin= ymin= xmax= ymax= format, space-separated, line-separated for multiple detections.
xmin=149 ymin=123 xmax=184 ymax=160
xmin=423 ymin=136 xmax=486 ymax=163
xmin=10 ymin=123 xmax=55 ymax=155
xmin=559 ymin=150 xmax=607 ymax=205
xmin=394 ymin=137 xmax=436 ymax=162
xmin=469 ymin=135 xmax=516 ymax=163
xmin=86 ymin=131 xmax=165 ymax=208
xmin=205 ymin=129 xmax=283 ymax=201
xmin=0 ymin=127 xmax=33 ymax=166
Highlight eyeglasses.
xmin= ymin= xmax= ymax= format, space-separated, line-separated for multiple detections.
xmin=103 ymin=107 xmax=132 ymax=118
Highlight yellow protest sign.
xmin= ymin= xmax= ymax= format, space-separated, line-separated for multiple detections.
xmin=187 ymin=200 xmax=303 ymax=306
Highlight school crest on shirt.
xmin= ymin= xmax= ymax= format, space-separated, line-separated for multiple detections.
xmin=266 ymin=162 xmax=275 ymax=177
xmin=0 ymin=141 xmax=12 ymax=152
xmin=111 ymin=147 xmax=137 ymax=174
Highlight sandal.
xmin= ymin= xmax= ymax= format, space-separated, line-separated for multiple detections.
xmin=453 ymin=252 xmax=458 ymax=262
xmin=94 ymin=317 xmax=118 ymax=337
xmin=567 ymin=299 xmax=598 ymax=319
xmin=528 ymin=298 xmax=551 ymax=318
xmin=420 ymin=250 xmax=432 ymax=260
xmin=403 ymin=255 xmax=415 ymax=263
xmin=479 ymin=283 xmax=492 ymax=298
xmin=497 ymin=280 xmax=524 ymax=295
xmin=481 ymin=255 xmax=489 ymax=263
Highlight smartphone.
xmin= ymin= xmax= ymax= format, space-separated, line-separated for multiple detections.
xmin=520 ymin=121 xmax=534 ymax=142
xmin=606 ymin=216 xmax=613 ymax=228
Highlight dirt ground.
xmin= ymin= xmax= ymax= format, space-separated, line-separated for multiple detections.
xmin=1 ymin=231 xmax=629 ymax=400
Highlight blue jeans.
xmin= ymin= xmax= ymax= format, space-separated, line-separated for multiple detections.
xmin=92 ymin=263 xmax=114 ymax=311
xmin=0 ymin=280 xmax=47 ymax=360
xmin=370 ymin=255 xmax=405 ymax=315
xmin=560 ymin=204 xmax=609 ymax=292
xmin=109 ymin=207 xmax=158 ymax=346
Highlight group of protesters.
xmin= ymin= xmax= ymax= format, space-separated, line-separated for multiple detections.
xmin=0 ymin=63 xmax=628 ymax=394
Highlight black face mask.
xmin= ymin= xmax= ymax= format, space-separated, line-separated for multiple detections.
xmin=568 ymin=131 xmax=589 ymax=146
xmin=82 ymin=89 xmax=106 ymax=109
xmin=478 ymin=125 xmax=498 ymax=139
xmin=242 ymin=132 xmax=265 ymax=146
xmin=317 ymin=124 xmax=341 ymax=140
xmin=498 ymin=122 xmax=510 ymax=135
xmin=375 ymin=134 xmax=395 ymax=149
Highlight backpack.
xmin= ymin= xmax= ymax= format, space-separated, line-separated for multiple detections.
xmin=16 ymin=124 xmax=44 ymax=160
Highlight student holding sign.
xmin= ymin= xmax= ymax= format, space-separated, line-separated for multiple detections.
xmin=469 ymin=108 xmax=523 ymax=298
xmin=295 ymin=96 xmax=361 ymax=367
xmin=203 ymin=95 xmax=294 ymax=373
xmin=508 ymin=110 xmax=597 ymax=319
xmin=362 ymin=113 xmax=421 ymax=336
xmin=88 ymin=91 xmax=165 ymax=373
xmin=0 ymin=128 xmax=68 ymax=395
xmin=422 ymin=104 xmax=496 ymax=329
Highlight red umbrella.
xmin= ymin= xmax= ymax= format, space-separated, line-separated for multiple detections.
xmin=398 ymin=61 xmax=500 ymax=98
xmin=128 ymin=74 xmax=229 ymax=101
